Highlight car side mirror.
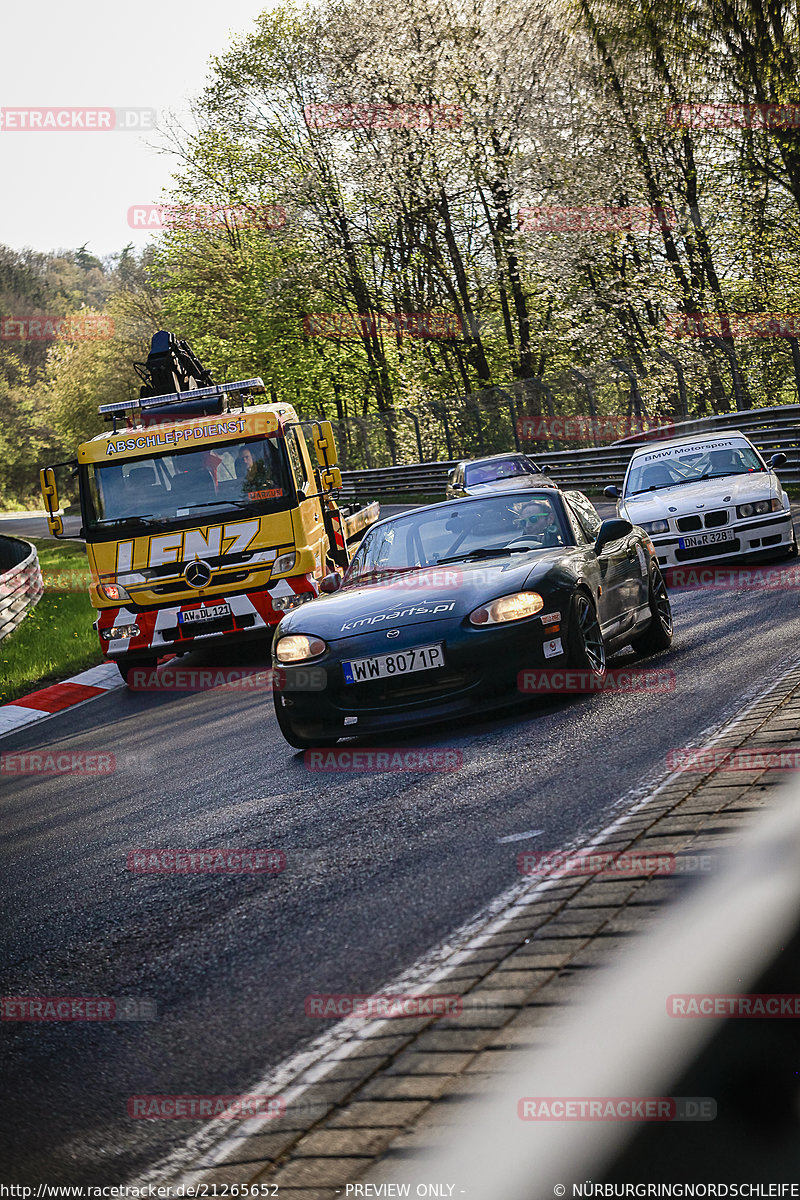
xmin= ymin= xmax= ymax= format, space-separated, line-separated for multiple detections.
xmin=595 ymin=518 xmax=634 ymax=554
xmin=540 ymin=463 xmax=552 ymax=474
xmin=319 ymin=572 xmax=342 ymax=594
xmin=770 ymin=453 xmax=787 ymax=469
xmin=603 ymin=484 xmax=621 ymax=499
xmin=447 ymin=470 xmax=455 ymax=484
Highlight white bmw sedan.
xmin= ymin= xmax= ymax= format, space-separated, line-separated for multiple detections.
xmin=604 ymin=432 xmax=796 ymax=569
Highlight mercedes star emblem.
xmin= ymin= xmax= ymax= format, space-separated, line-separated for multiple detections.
xmin=184 ymin=559 xmax=212 ymax=589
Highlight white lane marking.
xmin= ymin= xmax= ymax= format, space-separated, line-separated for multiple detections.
xmin=132 ymin=653 xmax=800 ymax=1188
xmin=495 ymin=829 xmax=544 ymax=843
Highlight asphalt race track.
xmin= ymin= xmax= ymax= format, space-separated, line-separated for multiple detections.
xmin=2 ymin=556 xmax=800 ymax=1182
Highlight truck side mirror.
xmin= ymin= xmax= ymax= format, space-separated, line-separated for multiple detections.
xmin=604 ymin=485 xmax=621 ymax=499
xmin=312 ymin=421 xmax=338 ymax=470
xmin=40 ymin=467 xmax=64 ymax=538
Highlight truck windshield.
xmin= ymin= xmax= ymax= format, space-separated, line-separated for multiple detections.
xmin=83 ymin=437 xmax=292 ymax=531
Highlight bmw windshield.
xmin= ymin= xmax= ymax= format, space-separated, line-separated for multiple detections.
xmin=625 ymin=439 xmax=764 ymax=496
xmin=82 ymin=436 xmax=292 ymax=536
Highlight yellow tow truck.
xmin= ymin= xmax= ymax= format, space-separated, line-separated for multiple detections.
xmin=40 ymin=331 xmax=377 ymax=681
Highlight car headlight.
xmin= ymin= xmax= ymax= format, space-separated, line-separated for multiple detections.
xmin=641 ymin=519 xmax=669 ymax=535
xmin=469 ymin=591 xmax=544 ymax=626
xmin=736 ymin=499 xmax=781 ymax=518
xmin=101 ymin=583 xmax=131 ymax=601
xmin=273 ymin=551 xmax=298 ymax=575
xmin=274 ymin=634 xmax=327 ymax=663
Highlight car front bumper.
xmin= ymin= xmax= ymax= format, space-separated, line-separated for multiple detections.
xmin=273 ymin=611 xmax=571 ymax=741
xmin=646 ymin=511 xmax=794 ymax=569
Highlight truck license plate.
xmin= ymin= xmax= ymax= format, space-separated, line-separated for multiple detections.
xmin=178 ymin=603 xmax=232 ymax=624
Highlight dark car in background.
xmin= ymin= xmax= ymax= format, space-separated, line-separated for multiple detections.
xmin=271 ymin=488 xmax=673 ymax=748
xmin=446 ymin=453 xmax=556 ymax=498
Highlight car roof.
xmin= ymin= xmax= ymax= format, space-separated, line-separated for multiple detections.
xmin=629 ymin=430 xmax=751 ymax=458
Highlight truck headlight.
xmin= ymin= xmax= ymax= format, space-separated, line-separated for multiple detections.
xmin=101 ymin=583 xmax=131 ymax=601
xmin=273 ymin=552 xmax=298 ymax=575
xmin=641 ymin=519 xmax=669 ymax=534
xmin=274 ymin=634 xmax=327 ymax=663
xmin=100 ymin=624 xmax=140 ymax=640
xmin=469 ymin=591 xmax=544 ymax=626
xmin=736 ymin=499 xmax=781 ymax=518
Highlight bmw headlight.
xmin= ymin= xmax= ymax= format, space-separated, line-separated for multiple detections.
xmin=736 ymin=499 xmax=781 ymax=518
xmin=469 ymin=591 xmax=544 ymax=626
xmin=274 ymin=634 xmax=327 ymax=663
xmin=641 ymin=519 xmax=669 ymax=534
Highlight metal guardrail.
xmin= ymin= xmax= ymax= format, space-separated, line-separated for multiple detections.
xmin=338 ymin=404 xmax=800 ymax=498
xmin=0 ymin=537 xmax=43 ymax=640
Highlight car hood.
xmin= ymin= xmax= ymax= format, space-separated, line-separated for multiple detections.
xmin=465 ymin=477 xmax=556 ymax=495
xmin=276 ymin=549 xmax=572 ymax=643
xmin=621 ymin=471 xmax=777 ymax=521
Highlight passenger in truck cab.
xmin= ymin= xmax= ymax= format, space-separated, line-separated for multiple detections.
xmin=235 ymin=445 xmax=277 ymax=492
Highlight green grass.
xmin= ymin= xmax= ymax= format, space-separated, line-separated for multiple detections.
xmin=0 ymin=537 xmax=104 ymax=704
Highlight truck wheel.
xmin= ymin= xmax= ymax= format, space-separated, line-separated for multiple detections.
xmin=117 ymin=656 xmax=157 ymax=685
xmin=273 ymin=695 xmax=339 ymax=749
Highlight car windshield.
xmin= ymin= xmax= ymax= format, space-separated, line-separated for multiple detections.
xmin=625 ymin=440 xmax=763 ymax=496
xmin=345 ymin=494 xmax=569 ymax=583
xmin=83 ymin=436 xmax=291 ymax=530
xmin=464 ymin=457 xmax=537 ymax=485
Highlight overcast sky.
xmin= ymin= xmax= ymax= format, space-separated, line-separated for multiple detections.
xmin=1 ymin=0 xmax=271 ymax=259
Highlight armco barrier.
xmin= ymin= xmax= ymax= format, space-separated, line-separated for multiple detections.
xmin=0 ymin=537 xmax=43 ymax=640
xmin=338 ymin=403 xmax=800 ymax=499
